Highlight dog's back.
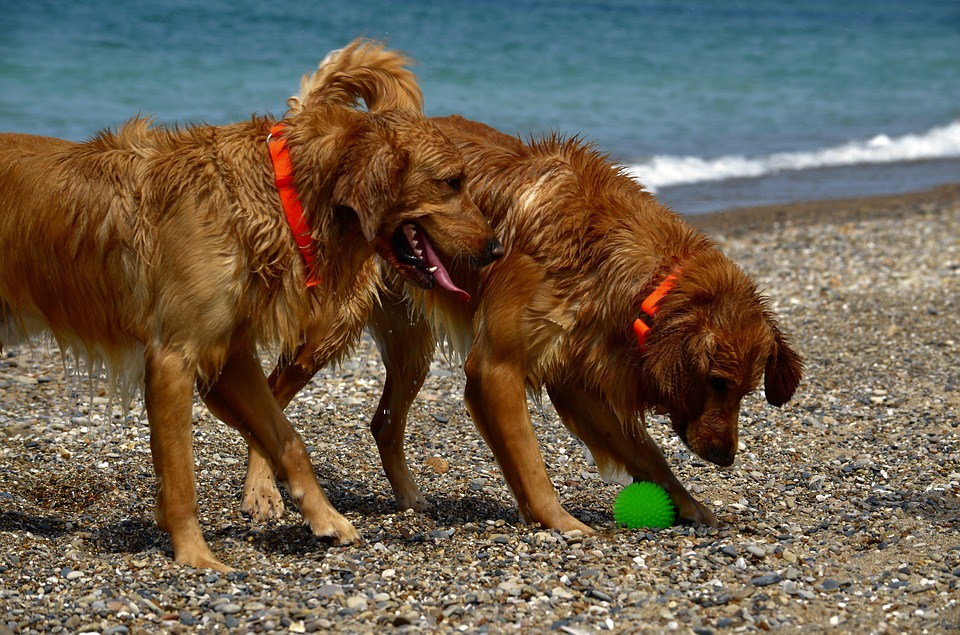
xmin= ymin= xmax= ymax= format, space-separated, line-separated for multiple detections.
xmin=0 ymin=131 xmax=147 ymax=374
xmin=410 ymin=115 xmax=705 ymax=370
xmin=0 ymin=117 xmax=319 ymax=383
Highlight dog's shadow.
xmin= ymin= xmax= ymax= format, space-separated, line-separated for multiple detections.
xmin=0 ymin=510 xmax=163 ymax=557
xmin=0 ymin=509 xmax=74 ymax=537
xmin=0 ymin=507 xmax=356 ymax=564
xmin=860 ymin=488 xmax=960 ymax=529
xmin=0 ymin=483 xmax=611 ymax=565
xmin=245 ymin=489 xmax=521 ymax=558
xmin=245 ymin=485 xmax=564 ymax=559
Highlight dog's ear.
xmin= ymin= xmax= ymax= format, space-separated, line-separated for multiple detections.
xmin=764 ymin=322 xmax=803 ymax=407
xmin=335 ymin=142 xmax=408 ymax=242
xmin=644 ymin=315 xmax=714 ymax=418
xmin=688 ymin=329 xmax=716 ymax=378
xmin=681 ymin=327 xmax=716 ymax=416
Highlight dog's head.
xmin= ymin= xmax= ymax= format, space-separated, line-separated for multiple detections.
xmin=640 ymin=251 xmax=803 ymax=466
xmin=332 ymin=110 xmax=504 ymax=297
xmin=283 ymin=39 xmax=503 ymax=297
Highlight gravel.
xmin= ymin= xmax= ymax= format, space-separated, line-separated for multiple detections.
xmin=2 ymin=186 xmax=959 ymax=634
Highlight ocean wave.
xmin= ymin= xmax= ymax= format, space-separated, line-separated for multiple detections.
xmin=627 ymin=120 xmax=960 ymax=192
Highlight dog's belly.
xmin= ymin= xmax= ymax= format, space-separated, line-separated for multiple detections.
xmin=1 ymin=296 xmax=146 ymax=392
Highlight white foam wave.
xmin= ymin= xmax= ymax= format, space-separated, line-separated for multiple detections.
xmin=626 ymin=120 xmax=960 ymax=192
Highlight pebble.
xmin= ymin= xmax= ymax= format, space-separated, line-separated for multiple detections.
xmin=1 ymin=196 xmax=959 ymax=634
xmin=751 ymin=573 xmax=782 ymax=587
xmin=746 ymin=544 xmax=767 ymax=558
xmin=345 ymin=596 xmax=368 ymax=611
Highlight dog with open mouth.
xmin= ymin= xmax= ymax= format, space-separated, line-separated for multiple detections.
xmin=244 ymin=113 xmax=803 ymax=533
xmin=0 ymin=39 xmax=501 ymax=570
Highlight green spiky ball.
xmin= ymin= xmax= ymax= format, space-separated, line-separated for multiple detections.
xmin=614 ymin=481 xmax=677 ymax=529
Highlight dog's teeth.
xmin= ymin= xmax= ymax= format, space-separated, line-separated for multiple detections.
xmin=427 ymin=266 xmax=438 ymax=273
xmin=404 ymin=225 xmax=425 ymax=260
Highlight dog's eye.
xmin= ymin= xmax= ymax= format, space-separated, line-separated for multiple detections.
xmin=709 ymin=377 xmax=730 ymax=393
xmin=446 ymin=177 xmax=461 ymax=192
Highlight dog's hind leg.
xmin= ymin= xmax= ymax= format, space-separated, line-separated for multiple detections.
xmin=367 ymin=290 xmax=433 ymax=511
xmin=144 ymin=344 xmax=229 ymax=571
xmin=202 ymin=341 xmax=360 ymax=546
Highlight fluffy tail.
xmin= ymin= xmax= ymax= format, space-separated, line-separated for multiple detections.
xmin=287 ymin=38 xmax=424 ymax=114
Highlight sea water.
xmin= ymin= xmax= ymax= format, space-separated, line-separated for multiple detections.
xmin=1 ymin=0 xmax=957 ymax=214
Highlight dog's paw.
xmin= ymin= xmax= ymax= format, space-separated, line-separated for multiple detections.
xmin=310 ymin=515 xmax=361 ymax=546
xmin=396 ymin=490 xmax=431 ymax=512
xmin=173 ymin=543 xmax=236 ymax=572
xmin=241 ymin=483 xmax=286 ymax=522
xmin=186 ymin=555 xmax=236 ymax=573
xmin=532 ymin=510 xmax=595 ymax=535
xmin=676 ymin=497 xmax=719 ymax=527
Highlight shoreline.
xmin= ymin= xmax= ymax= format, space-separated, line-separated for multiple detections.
xmin=657 ymin=157 xmax=960 ymax=218
xmin=686 ymin=181 xmax=960 ymax=236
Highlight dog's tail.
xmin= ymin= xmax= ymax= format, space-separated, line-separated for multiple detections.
xmin=287 ymin=38 xmax=424 ymax=115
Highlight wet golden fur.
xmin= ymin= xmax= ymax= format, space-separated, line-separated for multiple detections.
xmin=0 ymin=39 xmax=500 ymax=570
xmin=248 ymin=113 xmax=803 ymax=533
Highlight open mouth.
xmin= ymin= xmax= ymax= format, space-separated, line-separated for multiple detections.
xmin=390 ymin=223 xmax=471 ymax=301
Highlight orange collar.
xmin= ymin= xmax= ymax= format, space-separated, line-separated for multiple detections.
xmin=267 ymin=123 xmax=320 ymax=287
xmin=633 ymin=269 xmax=681 ymax=350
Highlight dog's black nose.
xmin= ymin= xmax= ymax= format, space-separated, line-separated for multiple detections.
xmin=705 ymin=448 xmax=736 ymax=467
xmin=483 ymin=237 xmax=505 ymax=265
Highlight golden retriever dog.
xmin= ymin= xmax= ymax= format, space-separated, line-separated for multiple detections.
xmin=244 ymin=111 xmax=804 ymax=535
xmin=0 ymin=39 xmax=502 ymax=571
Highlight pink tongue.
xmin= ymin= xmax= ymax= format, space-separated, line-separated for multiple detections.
xmin=417 ymin=232 xmax=470 ymax=302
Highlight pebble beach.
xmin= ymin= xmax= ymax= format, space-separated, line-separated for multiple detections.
xmin=1 ymin=185 xmax=958 ymax=634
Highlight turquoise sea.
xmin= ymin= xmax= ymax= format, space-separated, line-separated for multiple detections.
xmin=2 ymin=0 xmax=958 ymax=214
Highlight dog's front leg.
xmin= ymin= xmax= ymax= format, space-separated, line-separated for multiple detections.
xmin=240 ymin=441 xmax=284 ymax=522
xmin=234 ymin=345 xmax=324 ymax=522
xmin=463 ymin=351 xmax=593 ymax=534
xmin=621 ymin=435 xmax=719 ymax=527
xmin=548 ymin=386 xmax=719 ymax=527
xmin=240 ymin=313 xmax=355 ymax=521
xmin=203 ymin=342 xmax=360 ymax=545
xmin=144 ymin=344 xmax=228 ymax=571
